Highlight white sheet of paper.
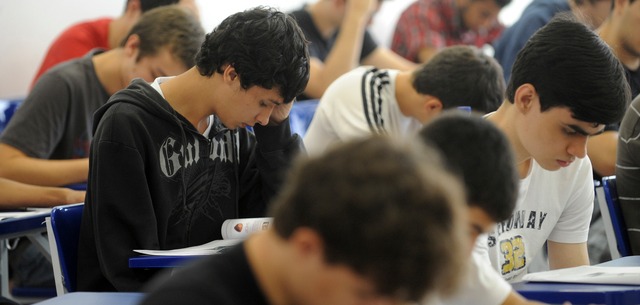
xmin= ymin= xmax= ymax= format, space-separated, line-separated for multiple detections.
xmin=522 ymin=265 xmax=640 ymax=285
xmin=133 ymin=239 xmax=241 ymax=256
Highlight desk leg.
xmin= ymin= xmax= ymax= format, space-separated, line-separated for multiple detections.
xmin=1 ymin=239 xmax=9 ymax=298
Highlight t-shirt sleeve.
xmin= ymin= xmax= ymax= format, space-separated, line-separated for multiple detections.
xmin=0 ymin=72 xmax=70 ymax=158
xmin=548 ymin=157 xmax=594 ymax=243
xmin=360 ymin=30 xmax=378 ymax=60
xmin=303 ymin=69 xmax=373 ymax=156
xmin=438 ymin=237 xmax=511 ymax=305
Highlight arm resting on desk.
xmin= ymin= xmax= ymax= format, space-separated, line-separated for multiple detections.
xmin=0 ymin=177 xmax=85 ymax=207
xmin=547 ymin=241 xmax=589 ymax=270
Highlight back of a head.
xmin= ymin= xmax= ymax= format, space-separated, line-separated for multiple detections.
xmin=195 ymin=6 xmax=310 ymax=104
xmin=270 ymin=136 xmax=467 ymax=302
xmin=412 ymin=45 xmax=505 ymax=113
xmin=121 ymin=5 xmax=205 ymax=68
xmin=418 ymin=111 xmax=518 ymax=223
xmin=506 ymin=15 xmax=630 ymax=125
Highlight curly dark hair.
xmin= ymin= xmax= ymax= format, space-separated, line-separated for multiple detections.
xmin=195 ymin=6 xmax=310 ymax=104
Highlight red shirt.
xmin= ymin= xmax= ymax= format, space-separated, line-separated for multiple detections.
xmin=31 ymin=18 xmax=112 ymax=87
xmin=391 ymin=0 xmax=503 ymax=62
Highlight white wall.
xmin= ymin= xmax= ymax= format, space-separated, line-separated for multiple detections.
xmin=0 ymin=0 xmax=531 ymax=99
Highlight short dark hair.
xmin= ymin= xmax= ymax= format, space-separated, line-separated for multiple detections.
xmin=195 ymin=7 xmax=310 ymax=104
xmin=412 ymin=45 xmax=505 ymax=113
xmin=418 ymin=111 xmax=518 ymax=222
xmin=271 ymin=136 xmax=467 ymax=301
xmin=139 ymin=0 xmax=180 ymax=12
xmin=573 ymin=0 xmax=612 ymax=5
xmin=489 ymin=0 xmax=512 ymax=8
xmin=120 ymin=6 xmax=204 ymax=68
xmin=506 ymin=16 xmax=630 ymax=125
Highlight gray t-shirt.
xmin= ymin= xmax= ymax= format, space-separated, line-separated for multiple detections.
xmin=615 ymin=95 xmax=640 ymax=255
xmin=0 ymin=49 xmax=109 ymax=159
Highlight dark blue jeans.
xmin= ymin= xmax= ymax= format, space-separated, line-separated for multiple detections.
xmin=9 ymin=236 xmax=55 ymax=288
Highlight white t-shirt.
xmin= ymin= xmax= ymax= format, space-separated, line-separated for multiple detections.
xmin=484 ymin=157 xmax=594 ymax=282
xmin=303 ymin=66 xmax=421 ymax=156
xmin=431 ymin=236 xmax=512 ymax=305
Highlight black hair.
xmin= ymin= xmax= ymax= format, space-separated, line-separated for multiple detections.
xmin=506 ymin=15 xmax=630 ymax=125
xmin=195 ymin=6 xmax=310 ymax=104
xmin=412 ymin=45 xmax=505 ymax=113
xmin=419 ymin=111 xmax=518 ymax=222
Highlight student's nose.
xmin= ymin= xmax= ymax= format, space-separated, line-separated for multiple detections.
xmin=567 ymin=136 xmax=588 ymax=159
xmin=256 ymin=107 xmax=273 ymax=126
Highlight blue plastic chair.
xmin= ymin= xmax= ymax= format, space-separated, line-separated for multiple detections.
xmin=47 ymin=203 xmax=84 ymax=295
xmin=0 ymin=99 xmax=23 ymax=134
xmin=600 ymin=176 xmax=631 ymax=258
xmin=289 ymin=99 xmax=319 ymax=138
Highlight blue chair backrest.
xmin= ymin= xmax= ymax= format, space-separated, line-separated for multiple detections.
xmin=289 ymin=99 xmax=319 ymax=138
xmin=50 ymin=203 xmax=84 ymax=292
xmin=601 ymin=176 xmax=631 ymax=257
xmin=0 ymin=99 xmax=23 ymax=134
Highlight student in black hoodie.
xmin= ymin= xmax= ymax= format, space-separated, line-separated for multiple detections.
xmin=77 ymin=6 xmax=310 ymax=292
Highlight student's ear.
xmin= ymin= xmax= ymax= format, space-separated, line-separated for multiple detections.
xmin=513 ymin=84 xmax=538 ymax=114
xmin=123 ymin=34 xmax=141 ymax=58
xmin=425 ymin=97 xmax=443 ymax=113
xmin=289 ymin=227 xmax=324 ymax=260
xmin=221 ymin=64 xmax=239 ymax=84
xmin=419 ymin=96 xmax=443 ymax=123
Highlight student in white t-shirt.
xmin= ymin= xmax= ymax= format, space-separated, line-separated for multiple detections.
xmin=303 ymin=45 xmax=505 ymax=156
xmin=485 ymin=16 xmax=630 ymax=282
xmin=419 ymin=113 xmax=544 ymax=305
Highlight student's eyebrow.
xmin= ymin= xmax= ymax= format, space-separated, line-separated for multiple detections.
xmin=568 ymin=124 xmax=604 ymax=136
xmin=266 ymin=99 xmax=282 ymax=106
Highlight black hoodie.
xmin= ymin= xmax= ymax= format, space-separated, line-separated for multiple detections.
xmin=77 ymin=79 xmax=303 ymax=292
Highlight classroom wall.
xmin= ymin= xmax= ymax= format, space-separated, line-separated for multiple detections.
xmin=0 ymin=0 xmax=530 ymax=100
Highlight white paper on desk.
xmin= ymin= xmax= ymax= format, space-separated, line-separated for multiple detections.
xmin=0 ymin=208 xmax=51 ymax=221
xmin=133 ymin=217 xmax=272 ymax=256
xmin=522 ymin=266 xmax=640 ymax=285
xmin=133 ymin=239 xmax=241 ymax=256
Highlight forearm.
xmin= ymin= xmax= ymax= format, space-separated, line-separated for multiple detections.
xmin=239 ymin=122 xmax=303 ymax=215
xmin=502 ymin=290 xmax=547 ymax=305
xmin=0 ymin=178 xmax=85 ymax=207
xmin=305 ymin=10 xmax=369 ymax=98
xmin=0 ymin=157 xmax=89 ymax=186
xmin=417 ymin=46 xmax=440 ymax=63
xmin=361 ymin=48 xmax=418 ymax=71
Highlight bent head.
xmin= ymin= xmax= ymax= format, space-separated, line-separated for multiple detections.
xmin=412 ymin=45 xmax=505 ymax=119
xmin=507 ymin=16 xmax=630 ymax=170
xmin=196 ymin=7 xmax=310 ymax=104
xmin=119 ymin=5 xmax=204 ymax=85
xmin=270 ymin=136 xmax=468 ymax=305
xmin=457 ymin=0 xmax=510 ymax=32
xmin=419 ymin=112 xmax=518 ymax=249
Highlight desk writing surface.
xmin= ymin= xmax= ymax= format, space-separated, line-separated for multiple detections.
xmin=0 ymin=208 xmax=50 ymax=237
xmin=598 ymin=256 xmax=640 ymax=267
xmin=513 ymin=256 xmax=640 ymax=305
xmin=33 ymin=292 xmax=144 ymax=305
xmin=513 ymin=282 xmax=640 ymax=305
xmin=129 ymin=255 xmax=204 ymax=268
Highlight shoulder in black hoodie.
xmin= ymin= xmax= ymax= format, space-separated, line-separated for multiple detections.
xmin=77 ymin=79 xmax=303 ymax=292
